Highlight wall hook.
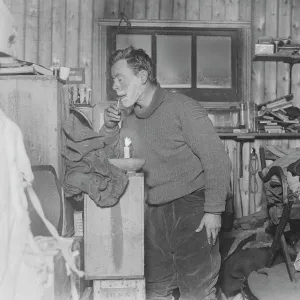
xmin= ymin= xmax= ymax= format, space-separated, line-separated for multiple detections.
xmin=117 ymin=12 xmax=131 ymax=32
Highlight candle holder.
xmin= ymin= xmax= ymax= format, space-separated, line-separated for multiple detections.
xmin=108 ymin=158 xmax=145 ymax=174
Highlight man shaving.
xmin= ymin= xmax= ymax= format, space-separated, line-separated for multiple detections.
xmin=101 ymin=46 xmax=231 ymax=300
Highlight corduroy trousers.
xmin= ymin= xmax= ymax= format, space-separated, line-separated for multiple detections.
xmin=145 ymin=189 xmax=221 ymax=300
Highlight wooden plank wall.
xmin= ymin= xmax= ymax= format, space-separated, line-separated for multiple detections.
xmin=3 ymin=0 xmax=300 ymax=218
xmin=2 ymin=0 xmax=251 ymax=109
xmin=3 ymin=0 xmax=102 ymax=95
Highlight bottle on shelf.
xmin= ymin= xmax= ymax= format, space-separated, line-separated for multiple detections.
xmin=239 ymin=103 xmax=246 ymax=129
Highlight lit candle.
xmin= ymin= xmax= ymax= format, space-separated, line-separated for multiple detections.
xmin=124 ymin=137 xmax=132 ymax=158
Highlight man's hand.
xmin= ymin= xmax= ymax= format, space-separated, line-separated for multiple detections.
xmin=196 ymin=213 xmax=221 ymax=245
xmin=104 ymin=103 xmax=121 ymax=129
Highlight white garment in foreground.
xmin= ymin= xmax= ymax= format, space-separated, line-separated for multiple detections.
xmin=0 ymin=109 xmax=83 ymax=300
xmin=0 ymin=108 xmax=35 ymax=299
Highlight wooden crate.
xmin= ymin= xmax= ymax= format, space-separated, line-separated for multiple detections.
xmin=84 ymin=173 xmax=144 ymax=279
xmin=0 ymin=76 xmax=74 ymax=237
xmin=0 ymin=75 xmax=68 ymax=181
xmin=93 ymin=279 xmax=145 ymax=300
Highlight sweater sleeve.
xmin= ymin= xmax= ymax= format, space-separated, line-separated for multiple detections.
xmin=99 ymin=124 xmax=121 ymax=158
xmin=179 ymin=99 xmax=232 ymax=213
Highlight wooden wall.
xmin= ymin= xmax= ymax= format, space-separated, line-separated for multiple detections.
xmin=2 ymin=0 xmax=252 ymax=111
xmin=4 ymin=0 xmax=300 ymax=111
xmin=3 ymin=0 xmax=300 ymax=218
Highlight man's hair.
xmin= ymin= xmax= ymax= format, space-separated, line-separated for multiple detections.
xmin=109 ymin=46 xmax=157 ymax=85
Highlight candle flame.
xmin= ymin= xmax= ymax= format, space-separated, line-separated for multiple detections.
xmin=124 ymin=137 xmax=132 ymax=147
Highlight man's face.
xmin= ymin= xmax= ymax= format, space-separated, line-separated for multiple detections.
xmin=111 ymin=59 xmax=144 ymax=108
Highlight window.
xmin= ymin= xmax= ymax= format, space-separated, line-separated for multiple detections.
xmin=106 ymin=26 xmax=242 ymax=103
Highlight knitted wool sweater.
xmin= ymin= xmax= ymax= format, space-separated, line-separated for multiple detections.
xmin=102 ymin=87 xmax=232 ymax=213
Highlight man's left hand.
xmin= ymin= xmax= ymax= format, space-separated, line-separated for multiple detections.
xmin=196 ymin=213 xmax=221 ymax=245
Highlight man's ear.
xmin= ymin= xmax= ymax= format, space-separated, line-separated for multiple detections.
xmin=138 ymin=70 xmax=148 ymax=85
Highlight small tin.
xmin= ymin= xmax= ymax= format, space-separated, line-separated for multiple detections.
xmin=73 ymin=87 xmax=80 ymax=103
xmin=69 ymin=86 xmax=74 ymax=105
xmin=255 ymin=43 xmax=274 ymax=55
xmin=79 ymin=88 xmax=85 ymax=104
xmin=86 ymin=86 xmax=92 ymax=104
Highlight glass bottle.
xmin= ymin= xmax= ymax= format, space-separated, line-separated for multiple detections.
xmin=247 ymin=102 xmax=258 ymax=132
xmin=86 ymin=86 xmax=92 ymax=104
xmin=240 ymin=103 xmax=246 ymax=129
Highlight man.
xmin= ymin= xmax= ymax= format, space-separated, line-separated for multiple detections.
xmin=101 ymin=46 xmax=231 ymax=300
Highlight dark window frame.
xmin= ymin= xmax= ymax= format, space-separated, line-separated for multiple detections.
xmin=106 ymin=26 xmax=241 ymax=103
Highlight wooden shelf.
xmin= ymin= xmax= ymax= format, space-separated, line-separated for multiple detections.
xmin=254 ymin=54 xmax=300 ymax=64
xmin=0 ymin=74 xmax=56 ymax=80
xmin=254 ymin=53 xmax=300 ymax=94
xmin=219 ymin=132 xmax=300 ymax=140
xmin=73 ymin=103 xmax=92 ymax=108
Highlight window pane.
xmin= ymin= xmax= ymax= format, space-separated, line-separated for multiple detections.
xmin=157 ymin=35 xmax=191 ymax=88
xmin=116 ymin=34 xmax=152 ymax=57
xmin=197 ymin=36 xmax=231 ymax=88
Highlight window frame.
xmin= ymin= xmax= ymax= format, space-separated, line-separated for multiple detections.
xmin=107 ymin=26 xmax=240 ymax=103
xmin=99 ymin=19 xmax=251 ymax=110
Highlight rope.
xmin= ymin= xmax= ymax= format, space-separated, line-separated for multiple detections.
xmin=249 ymin=148 xmax=259 ymax=194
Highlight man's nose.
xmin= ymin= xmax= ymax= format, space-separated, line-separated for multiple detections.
xmin=112 ymin=80 xmax=119 ymax=90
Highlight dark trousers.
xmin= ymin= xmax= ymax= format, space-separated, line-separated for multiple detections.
xmin=145 ymin=189 xmax=221 ymax=300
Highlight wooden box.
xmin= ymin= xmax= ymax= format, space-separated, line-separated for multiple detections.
xmin=0 ymin=75 xmax=74 ymax=237
xmin=84 ymin=173 xmax=144 ymax=279
xmin=93 ymin=279 xmax=145 ymax=300
xmin=0 ymin=75 xmax=68 ymax=181
xmin=255 ymin=43 xmax=274 ymax=55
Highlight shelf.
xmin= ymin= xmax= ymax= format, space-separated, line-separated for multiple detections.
xmin=219 ymin=132 xmax=300 ymax=140
xmin=72 ymin=104 xmax=92 ymax=108
xmin=254 ymin=53 xmax=300 ymax=94
xmin=254 ymin=54 xmax=300 ymax=64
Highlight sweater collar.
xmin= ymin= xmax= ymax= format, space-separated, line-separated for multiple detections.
xmin=134 ymin=86 xmax=166 ymax=119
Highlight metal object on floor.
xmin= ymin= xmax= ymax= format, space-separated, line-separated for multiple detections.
xmin=241 ymin=280 xmax=259 ymax=300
